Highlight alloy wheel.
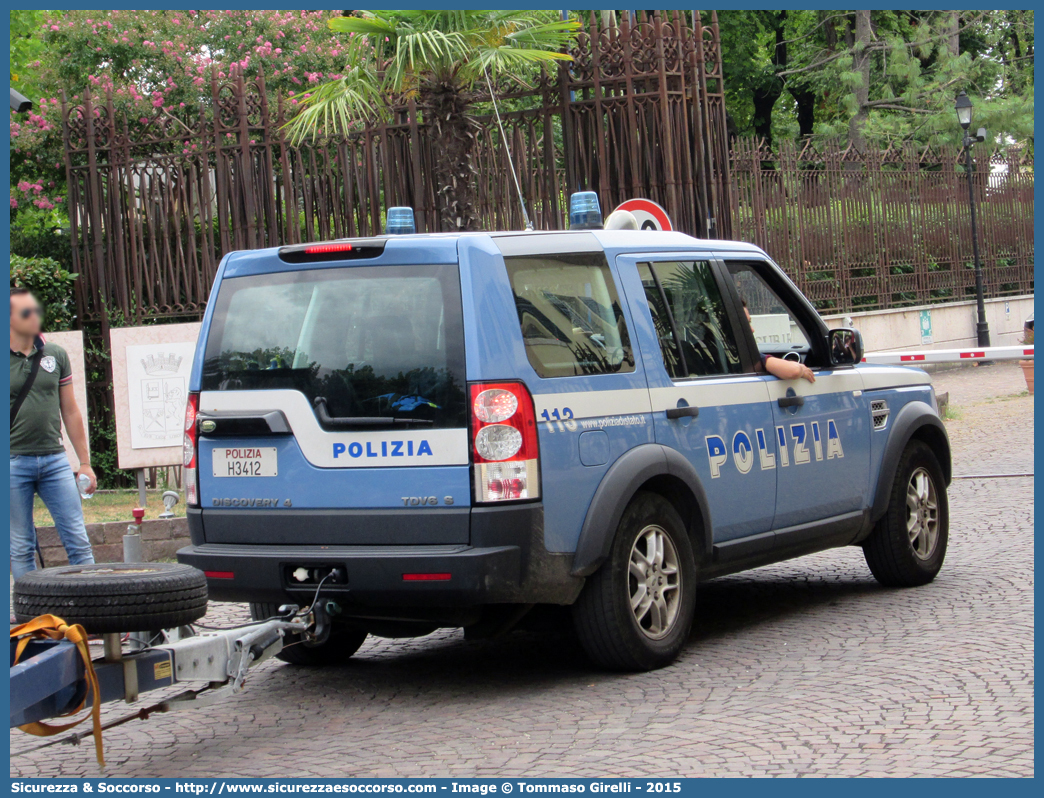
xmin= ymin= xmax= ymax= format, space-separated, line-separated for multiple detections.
xmin=906 ymin=466 xmax=940 ymax=560
xmin=628 ymin=525 xmax=682 ymax=639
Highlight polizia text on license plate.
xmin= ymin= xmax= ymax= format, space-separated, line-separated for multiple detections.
xmin=212 ymin=447 xmax=278 ymax=477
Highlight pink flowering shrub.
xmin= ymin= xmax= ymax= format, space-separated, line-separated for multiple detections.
xmin=11 ymin=179 xmax=58 ymax=210
xmin=42 ymin=10 xmax=348 ymax=107
xmin=11 ymin=10 xmax=354 ymax=223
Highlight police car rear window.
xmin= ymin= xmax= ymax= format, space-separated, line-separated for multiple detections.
xmin=200 ymin=264 xmax=467 ymax=430
xmin=505 ymin=252 xmax=635 ymax=379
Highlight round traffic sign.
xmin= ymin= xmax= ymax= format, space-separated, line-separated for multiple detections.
xmin=614 ymin=199 xmax=673 ymax=231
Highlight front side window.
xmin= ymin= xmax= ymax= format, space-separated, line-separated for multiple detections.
xmin=201 ymin=264 xmax=467 ymax=429
xmin=639 ymin=260 xmax=742 ymax=378
xmin=506 ymin=252 xmax=635 ymax=378
xmin=727 ymin=260 xmax=811 ymax=353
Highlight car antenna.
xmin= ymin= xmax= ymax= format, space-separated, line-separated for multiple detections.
xmin=484 ymin=68 xmax=533 ymax=231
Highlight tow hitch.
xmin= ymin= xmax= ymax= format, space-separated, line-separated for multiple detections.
xmin=154 ymin=604 xmax=316 ymax=709
xmin=10 ymin=563 xmax=339 ymax=766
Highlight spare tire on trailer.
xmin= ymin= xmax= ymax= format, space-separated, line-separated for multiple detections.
xmin=13 ymin=562 xmax=208 ymax=634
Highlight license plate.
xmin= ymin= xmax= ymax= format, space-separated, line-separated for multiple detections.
xmin=212 ymin=447 xmax=278 ymax=477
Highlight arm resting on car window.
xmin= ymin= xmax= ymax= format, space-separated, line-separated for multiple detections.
xmin=764 ymin=355 xmax=816 ymax=383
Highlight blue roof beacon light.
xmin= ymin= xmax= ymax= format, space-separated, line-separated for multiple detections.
xmin=385 ymin=206 xmax=416 ymax=235
xmin=569 ymin=191 xmax=602 ymax=230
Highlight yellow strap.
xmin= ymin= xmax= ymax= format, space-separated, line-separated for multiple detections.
xmin=11 ymin=614 xmax=105 ymax=767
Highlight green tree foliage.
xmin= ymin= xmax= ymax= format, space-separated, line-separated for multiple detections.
xmin=9 ymin=255 xmax=79 ymax=331
xmin=10 ymin=10 xmax=47 ymax=96
xmin=714 ymin=11 xmax=791 ymax=148
xmin=714 ymin=9 xmax=1033 ymax=152
xmin=284 ymin=10 xmax=579 ymax=232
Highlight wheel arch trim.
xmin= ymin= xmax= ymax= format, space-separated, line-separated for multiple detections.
xmin=870 ymin=400 xmax=952 ymax=523
xmin=570 ymin=444 xmax=712 ymax=577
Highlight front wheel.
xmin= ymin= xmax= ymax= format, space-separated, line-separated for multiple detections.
xmin=572 ymin=492 xmax=697 ymax=671
xmin=249 ymin=603 xmax=367 ymax=666
xmin=862 ymin=440 xmax=949 ymax=587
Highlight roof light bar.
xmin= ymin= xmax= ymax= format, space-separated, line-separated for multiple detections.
xmin=385 ymin=207 xmax=416 ymax=235
xmin=569 ymin=191 xmax=602 ymax=230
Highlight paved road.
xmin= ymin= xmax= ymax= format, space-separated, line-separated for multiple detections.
xmin=11 ymin=363 xmax=1033 ymax=778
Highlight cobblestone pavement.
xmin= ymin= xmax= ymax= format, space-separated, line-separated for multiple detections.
xmin=11 ymin=363 xmax=1033 ymax=778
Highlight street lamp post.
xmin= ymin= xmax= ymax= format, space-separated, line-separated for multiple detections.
xmin=954 ymin=90 xmax=991 ymax=349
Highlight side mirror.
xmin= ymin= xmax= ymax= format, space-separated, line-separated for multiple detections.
xmin=828 ymin=328 xmax=863 ymax=367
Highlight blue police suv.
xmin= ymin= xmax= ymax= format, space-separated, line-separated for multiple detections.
xmin=178 ymin=202 xmax=950 ymax=671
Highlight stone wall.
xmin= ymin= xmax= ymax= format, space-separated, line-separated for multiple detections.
xmin=822 ymin=294 xmax=1034 ymax=353
xmin=37 ymin=517 xmax=190 ymax=567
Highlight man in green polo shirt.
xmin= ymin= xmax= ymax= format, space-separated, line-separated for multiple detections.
xmin=10 ymin=287 xmax=95 ymax=579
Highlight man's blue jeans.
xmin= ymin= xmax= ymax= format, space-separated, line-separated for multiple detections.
xmin=10 ymin=453 xmax=95 ymax=578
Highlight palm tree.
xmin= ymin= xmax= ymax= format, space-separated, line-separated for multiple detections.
xmin=284 ymin=10 xmax=579 ymax=232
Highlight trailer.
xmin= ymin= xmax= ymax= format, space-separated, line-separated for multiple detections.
xmin=10 ymin=562 xmax=333 ymax=766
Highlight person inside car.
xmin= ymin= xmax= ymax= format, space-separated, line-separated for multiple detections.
xmin=742 ymin=299 xmax=815 ymax=384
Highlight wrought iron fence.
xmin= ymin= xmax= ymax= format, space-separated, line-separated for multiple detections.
xmin=60 ymin=10 xmax=731 ymax=482
xmin=728 ymin=138 xmax=1034 ymax=313
xmin=60 ymin=10 xmax=729 ymax=332
xmin=58 ymin=9 xmax=1035 ymax=484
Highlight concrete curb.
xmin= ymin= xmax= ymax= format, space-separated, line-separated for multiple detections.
xmin=37 ymin=517 xmax=190 ymax=566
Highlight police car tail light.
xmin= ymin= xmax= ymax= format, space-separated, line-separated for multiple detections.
xmin=304 ymin=242 xmax=354 ymax=255
xmin=470 ymin=382 xmax=540 ymax=503
xmin=183 ymin=392 xmax=199 ymax=507
xmin=473 ymin=388 xmax=519 ymax=423
xmin=475 ymin=424 xmax=523 ymax=460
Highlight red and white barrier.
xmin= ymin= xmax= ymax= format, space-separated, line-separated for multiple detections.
xmin=863 ymin=345 xmax=1033 ymax=365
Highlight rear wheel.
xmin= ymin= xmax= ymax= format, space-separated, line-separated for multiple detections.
xmin=249 ymin=603 xmax=367 ymax=666
xmin=572 ymin=492 xmax=697 ymax=671
xmin=863 ymin=440 xmax=948 ymax=587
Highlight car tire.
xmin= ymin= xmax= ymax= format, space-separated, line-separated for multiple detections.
xmin=571 ymin=491 xmax=697 ymax=671
xmin=249 ymin=603 xmax=367 ymax=666
xmin=863 ymin=440 xmax=949 ymax=587
xmin=13 ymin=562 xmax=208 ymax=634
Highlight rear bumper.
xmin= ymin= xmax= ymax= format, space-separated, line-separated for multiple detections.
xmin=177 ymin=503 xmax=583 ymax=609
xmin=177 ymin=542 xmax=521 ymax=606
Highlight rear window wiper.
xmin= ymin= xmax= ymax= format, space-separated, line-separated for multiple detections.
xmin=313 ymin=397 xmax=435 ymax=428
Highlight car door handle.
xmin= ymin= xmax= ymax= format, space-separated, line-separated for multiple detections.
xmin=777 ymin=395 xmax=805 ymax=408
xmin=665 ymin=406 xmax=700 ymax=419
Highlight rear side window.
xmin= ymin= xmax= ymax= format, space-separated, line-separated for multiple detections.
xmin=638 ymin=260 xmax=742 ymax=378
xmin=505 ymin=252 xmax=635 ymax=379
xmin=201 ymin=264 xmax=467 ymax=429
xmin=638 ymin=264 xmax=684 ymax=379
